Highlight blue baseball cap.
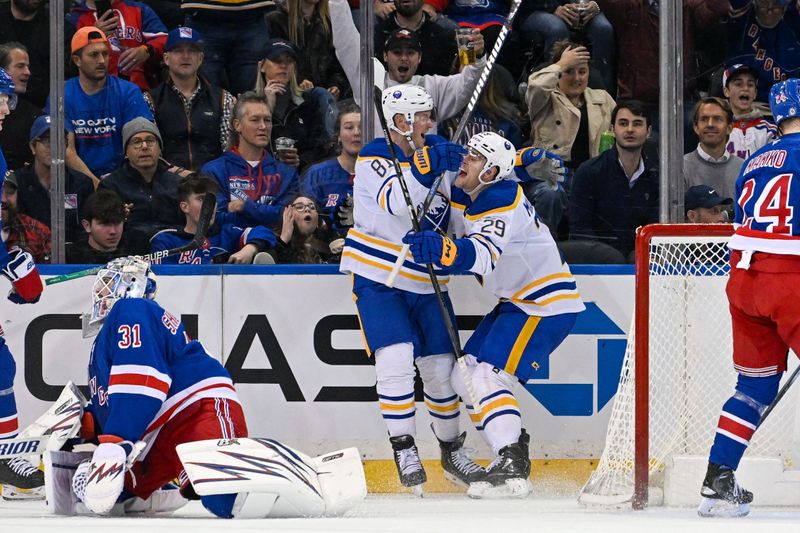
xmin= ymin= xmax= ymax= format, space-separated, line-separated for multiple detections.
xmin=165 ymin=27 xmax=204 ymax=52
xmin=684 ymin=185 xmax=732 ymax=212
xmin=262 ymin=39 xmax=298 ymax=61
xmin=29 ymin=115 xmax=51 ymax=142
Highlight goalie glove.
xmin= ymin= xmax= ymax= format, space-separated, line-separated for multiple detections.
xmin=402 ymin=230 xmax=476 ymax=270
xmin=79 ymin=436 xmax=145 ymax=515
xmin=410 ymin=142 xmax=467 ymax=187
xmin=514 ymin=147 xmax=567 ymax=191
xmin=2 ymin=248 xmax=43 ymax=304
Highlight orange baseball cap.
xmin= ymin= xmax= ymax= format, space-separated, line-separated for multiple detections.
xmin=71 ymin=26 xmax=109 ymax=54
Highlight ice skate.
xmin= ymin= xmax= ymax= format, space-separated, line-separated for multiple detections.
xmin=437 ymin=431 xmax=485 ymax=487
xmin=467 ymin=429 xmax=531 ymax=499
xmin=389 ymin=435 xmax=426 ymax=496
xmin=697 ymin=463 xmax=753 ymax=517
xmin=0 ymin=456 xmax=45 ymax=501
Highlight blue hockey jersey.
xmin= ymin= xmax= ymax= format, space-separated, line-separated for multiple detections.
xmin=301 ymin=157 xmax=354 ymax=235
xmin=149 ymin=223 xmax=276 ymax=264
xmin=86 ymin=298 xmax=239 ymax=453
xmin=730 ymin=132 xmax=800 ymax=255
xmin=0 ymin=149 xmax=11 ymax=269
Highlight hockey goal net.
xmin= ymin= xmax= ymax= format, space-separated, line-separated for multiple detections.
xmin=579 ymin=224 xmax=800 ymax=509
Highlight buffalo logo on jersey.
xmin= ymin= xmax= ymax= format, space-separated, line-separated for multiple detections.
xmin=419 ymin=192 xmax=450 ymax=233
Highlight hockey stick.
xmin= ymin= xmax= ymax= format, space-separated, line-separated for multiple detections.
xmin=386 ymin=0 xmax=522 ymax=287
xmin=757 ymin=363 xmax=800 ymax=428
xmin=372 ymin=86 xmax=480 ymax=412
xmin=45 ymin=192 xmax=216 ymax=286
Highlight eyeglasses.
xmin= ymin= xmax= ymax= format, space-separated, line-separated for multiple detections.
xmin=129 ymin=137 xmax=158 ymax=148
xmin=291 ymin=202 xmax=318 ymax=212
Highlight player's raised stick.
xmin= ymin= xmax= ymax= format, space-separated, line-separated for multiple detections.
xmin=372 ymin=86 xmax=480 ymax=410
xmin=45 ymin=192 xmax=216 ymax=285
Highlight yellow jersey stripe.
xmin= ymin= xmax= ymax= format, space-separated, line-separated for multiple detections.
xmin=504 ymin=316 xmax=541 ymax=375
xmin=379 ymin=401 xmax=416 ymax=411
xmin=424 ymin=399 xmax=460 ymax=413
xmin=349 ymin=229 xmax=403 ymax=252
xmin=358 ymin=156 xmax=410 ymax=168
xmin=511 ymin=292 xmax=583 ymax=306
xmin=450 ymin=201 xmax=466 ymax=211
xmin=341 ymin=251 xmax=450 ymax=284
xmin=465 ymin=187 xmax=522 ymax=221
xmin=511 ymin=272 xmax=576 ymax=301
xmin=477 ymin=397 xmax=520 ymax=420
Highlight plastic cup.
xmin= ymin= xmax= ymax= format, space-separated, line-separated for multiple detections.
xmin=455 ymin=28 xmax=476 ymax=67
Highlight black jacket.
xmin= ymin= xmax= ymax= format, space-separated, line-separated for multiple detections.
xmin=271 ymin=90 xmax=333 ymax=172
xmin=99 ymin=160 xmax=184 ymax=240
xmin=568 ymin=147 xmax=659 ymax=257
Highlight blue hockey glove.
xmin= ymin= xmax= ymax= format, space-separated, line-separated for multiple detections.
xmin=514 ymin=147 xmax=567 ymax=190
xmin=402 ymin=230 xmax=476 ymax=269
xmin=411 ymin=142 xmax=467 ymax=186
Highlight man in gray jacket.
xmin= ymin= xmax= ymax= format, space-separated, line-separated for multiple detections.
xmin=329 ymin=0 xmax=486 ymax=138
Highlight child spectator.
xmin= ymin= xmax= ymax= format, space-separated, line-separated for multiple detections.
xmin=722 ymin=63 xmax=779 ymax=160
xmin=275 ymin=194 xmax=339 ymax=263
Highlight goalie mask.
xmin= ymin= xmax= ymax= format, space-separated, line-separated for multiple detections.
xmin=464 ymin=132 xmax=516 ymax=195
xmin=82 ymin=257 xmax=157 ymax=338
xmin=381 ymin=85 xmax=434 ymax=148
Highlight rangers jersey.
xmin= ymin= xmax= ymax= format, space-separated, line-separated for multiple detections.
xmin=727 ymin=114 xmax=778 ymax=160
xmin=150 ymin=223 xmax=276 ymax=264
xmin=730 ymin=132 xmax=800 ymax=255
xmin=449 ymin=179 xmax=585 ymax=316
xmin=86 ymin=298 xmax=239 ymax=455
xmin=340 ymin=135 xmax=451 ymax=294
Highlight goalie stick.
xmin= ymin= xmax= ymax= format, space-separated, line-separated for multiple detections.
xmin=44 ymin=192 xmax=216 ymax=286
xmin=372 ymin=86 xmax=480 ymax=415
xmin=386 ymin=0 xmax=522 ymax=287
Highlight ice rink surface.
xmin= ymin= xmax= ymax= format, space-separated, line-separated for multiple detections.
xmin=2 ymin=495 xmax=800 ymax=533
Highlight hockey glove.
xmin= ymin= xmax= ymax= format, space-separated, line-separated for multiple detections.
xmin=411 ymin=142 xmax=467 ymax=187
xmin=514 ymin=147 xmax=567 ymax=190
xmin=2 ymin=249 xmax=43 ymax=304
xmin=79 ymin=436 xmax=145 ymax=515
xmin=402 ymin=230 xmax=476 ymax=270
xmin=335 ymin=194 xmax=354 ymax=229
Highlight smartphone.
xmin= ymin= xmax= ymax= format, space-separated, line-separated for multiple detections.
xmin=95 ymin=0 xmax=112 ymax=16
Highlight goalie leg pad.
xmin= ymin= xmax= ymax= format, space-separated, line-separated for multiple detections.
xmin=18 ymin=381 xmax=86 ymax=452
xmin=44 ymin=449 xmax=93 ymax=516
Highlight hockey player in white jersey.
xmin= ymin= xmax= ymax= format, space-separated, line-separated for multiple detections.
xmin=403 ymin=132 xmax=586 ymax=498
xmin=340 ymin=85 xmax=485 ymax=493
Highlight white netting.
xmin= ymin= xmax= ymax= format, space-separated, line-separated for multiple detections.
xmin=579 ymin=231 xmax=800 ymax=506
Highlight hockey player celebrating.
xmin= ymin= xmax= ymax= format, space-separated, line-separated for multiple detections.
xmin=697 ymin=78 xmax=800 ymax=518
xmin=339 ymin=85 xmax=485 ymax=493
xmin=0 ymin=66 xmax=46 ymax=500
xmin=402 ymin=131 xmax=585 ymax=498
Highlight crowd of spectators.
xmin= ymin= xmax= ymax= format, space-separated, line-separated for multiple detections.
xmin=0 ymin=0 xmax=798 ymax=265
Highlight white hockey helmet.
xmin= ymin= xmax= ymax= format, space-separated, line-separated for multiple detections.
xmin=82 ymin=256 xmax=158 ymax=337
xmin=381 ymin=84 xmax=434 ymax=137
xmin=467 ymin=131 xmax=517 ymax=185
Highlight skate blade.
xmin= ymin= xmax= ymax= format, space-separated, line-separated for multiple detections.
xmin=697 ymin=497 xmax=750 ymax=518
xmin=411 ymin=484 xmax=424 ymax=498
xmin=1 ymin=484 xmax=45 ymax=501
xmin=443 ymin=471 xmax=469 ymax=488
xmin=467 ymin=478 xmax=532 ymax=500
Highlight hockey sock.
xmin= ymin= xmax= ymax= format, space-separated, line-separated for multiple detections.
xmin=709 ymin=373 xmax=781 ymax=470
xmin=0 ymin=340 xmax=19 ymax=439
xmin=375 ymin=342 xmax=417 ymax=437
xmin=417 ymin=354 xmax=460 ymax=442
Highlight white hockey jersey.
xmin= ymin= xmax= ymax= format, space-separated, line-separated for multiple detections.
xmin=340 ymin=137 xmax=451 ymax=294
xmin=448 ymin=180 xmax=585 ymax=317
xmin=726 ymin=114 xmax=778 ymax=160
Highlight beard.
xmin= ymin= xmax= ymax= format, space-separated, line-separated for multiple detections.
xmin=13 ymin=0 xmax=43 ymax=16
xmin=395 ymin=0 xmax=423 ymax=18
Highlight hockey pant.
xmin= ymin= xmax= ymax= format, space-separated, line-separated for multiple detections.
xmin=0 ymin=335 xmax=19 ymax=439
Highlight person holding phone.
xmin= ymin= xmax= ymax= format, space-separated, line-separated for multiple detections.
xmin=68 ymin=0 xmax=168 ymax=90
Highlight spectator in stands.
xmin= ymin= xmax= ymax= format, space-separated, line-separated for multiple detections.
xmin=255 ymin=39 xmax=334 ymax=171
xmin=151 ymin=173 xmax=277 ymax=264
xmin=1 ymin=172 xmax=51 ymax=263
xmin=569 ymin=100 xmax=658 ymax=260
xmin=302 ymin=100 xmax=360 ymax=237
xmin=267 ymin=0 xmax=350 ymax=100
xmin=0 ymin=43 xmax=40 ymax=172
xmin=520 ymin=1 xmax=616 ymax=92
xmin=597 ymin=0 xmax=729 ymax=129
xmin=526 ymin=40 xmax=615 ymax=172
xmin=99 ymin=118 xmax=183 ymax=241
xmin=201 ymin=91 xmax=299 ymax=229
xmin=275 ymin=194 xmax=337 ymax=263
xmin=373 ymin=0 xmax=458 ymax=76
xmin=0 ymin=0 xmax=56 ymax=107
xmin=69 ymin=0 xmax=168 ymax=90
xmin=141 ymin=0 xmax=184 ymax=29
xmin=66 ymin=188 xmax=147 ymax=263
xmin=11 ymin=116 xmax=95 ymax=244
xmin=330 ymin=0 xmax=486 ymax=138
xmin=56 ymin=27 xmax=154 ymax=183
xmin=728 ymin=0 xmax=800 ymax=103
xmin=144 ymin=27 xmax=235 ymax=171
xmin=684 ymin=184 xmax=732 ymax=224
xmin=181 ymin=0 xmax=273 ymax=97
xmin=722 ymin=63 xmax=778 ymax=160
xmin=440 ymin=0 xmax=508 ymax=50
xmin=683 ymin=97 xmax=743 ymax=201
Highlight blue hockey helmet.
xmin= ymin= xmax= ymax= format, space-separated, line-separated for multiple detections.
xmin=0 ymin=67 xmax=17 ymax=111
xmin=769 ymin=78 xmax=800 ymax=126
